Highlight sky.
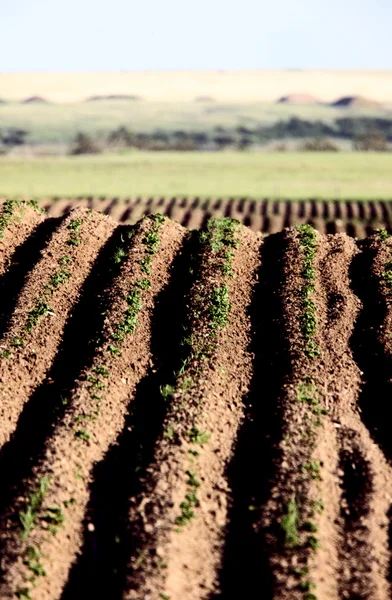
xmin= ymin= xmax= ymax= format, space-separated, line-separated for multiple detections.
xmin=0 ymin=0 xmax=391 ymax=71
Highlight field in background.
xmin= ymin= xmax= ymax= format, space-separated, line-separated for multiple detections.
xmin=1 ymin=100 xmax=389 ymax=146
xmin=1 ymin=70 xmax=392 ymax=103
xmin=0 ymin=152 xmax=391 ymax=199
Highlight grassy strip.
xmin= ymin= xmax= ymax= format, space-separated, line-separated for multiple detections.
xmin=13 ymin=215 xmax=165 ymax=599
xmin=160 ymin=217 xmax=241 ymax=531
xmin=279 ymin=225 xmax=327 ymax=600
xmin=0 ymin=199 xmax=44 ymax=240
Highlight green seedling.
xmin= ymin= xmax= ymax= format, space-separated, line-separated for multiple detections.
xmin=160 ymin=384 xmax=175 ymax=400
xmin=25 ymin=301 xmax=53 ymax=332
xmin=113 ymin=246 xmax=128 ymax=265
xmin=303 ymin=521 xmax=318 ymax=532
xmin=16 ymin=588 xmax=32 ymax=600
xmin=376 ymin=228 xmax=390 ymax=241
xmin=186 ymin=427 xmax=210 ymax=445
xmin=135 ymin=277 xmax=151 ymax=290
xmin=92 ymin=364 xmax=110 ymax=378
xmin=75 ymin=429 xmax=90 ymax=442
xmin=19 ymin=477 xmax=50 ymax=540
xmin=308 ymin=535 xmax=320 ymax=550
xmin=302 ymin=461 xmax=321 ymax=480
xmin=281 ymin=493 xmax=299 ymax=548
xmin=107 ymin=344 xmax=121 ymax=356
xmin=209 ymin=284 xmax=231 ymax=330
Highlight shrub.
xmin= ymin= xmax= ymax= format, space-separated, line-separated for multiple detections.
xmin=353 ymin=131 xmax=388 ymax=152
xmin=299 ymin=137 xmax=339 ymax=152
xmin=1 ymin=128 xmax=28 ymax=146
xmin=107 ymin=126 xmax=136 ymax=147
xmin=237 ymin=137 xmax=252 ymax=151
xmin=69 ymin=133 xmax=100 ymax=155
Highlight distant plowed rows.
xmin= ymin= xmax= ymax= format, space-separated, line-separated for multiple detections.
xmin=1 ymin=200 xmax=392 ymax=599
xmin=34 ymin=196 xmax=392 ymax=238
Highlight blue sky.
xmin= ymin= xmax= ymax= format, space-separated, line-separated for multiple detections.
xmin=1 ymin=0 xmax=391 ymax=71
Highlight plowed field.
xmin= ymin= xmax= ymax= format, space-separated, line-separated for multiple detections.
xmin=1 ymin=199 xmax=392 ymax=600
xmin=32 ymin=196 xmax=392 ymax=238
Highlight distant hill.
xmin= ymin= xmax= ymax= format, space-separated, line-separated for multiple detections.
xmin=331 ymin=95 xmax=383 ymax=108
xmin=277 ymin=93 xmax=319 ymax=104
xmin=22 ymin=96 xmax=49 ymax=104
xmin=86 ymin=94 xmax=141 ymax=101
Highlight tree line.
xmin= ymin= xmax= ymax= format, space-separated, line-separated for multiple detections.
xmin=1 ymin=117 xmax=391 ymax=153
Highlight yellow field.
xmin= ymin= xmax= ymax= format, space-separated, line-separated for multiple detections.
xmin=1 ymin=70 xmax=392 ymax=103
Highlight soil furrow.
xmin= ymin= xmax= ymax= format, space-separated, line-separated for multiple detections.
xmin=345 ymin=229 xmax=392 ymax=598
xmin=257 ymin=228 xmax=364 ymax=600
xmin=0 ymin=218 xmax=59 ymax=337
xmin=0 ymin=215 xmax=186 ymax=600
xmin=215 ymin=231 xmax=289 ymax=599
xmin=122 ymin=219 xmax=261 ymax=600
xmin=337 ymin=429 xmax=373 ymax=598
xmin=0 ymin=225 xmax=135 ymax=517
xmin=309 ymin=231 xmax=392 ymax=599
xmin=60 ymin=230 xmax=199 ymax=600
xmin=0 ymin=208 xmax=116 ymax=449
xmin=258 ymin=227 xmax=333 ymax=600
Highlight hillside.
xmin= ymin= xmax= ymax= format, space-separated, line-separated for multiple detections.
xmin=0 ymin=200 xmax=392 ymax=598
xmin=1 ymin=70 xmax=392 ymax=103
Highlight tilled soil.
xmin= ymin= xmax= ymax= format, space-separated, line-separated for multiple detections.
xmin=3 ymin=197 xmax=392 ymax=239
xmin=1 ymin=203 xmax=392 ymax=599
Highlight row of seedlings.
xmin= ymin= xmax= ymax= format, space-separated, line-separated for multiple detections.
xmin=0 ymin=208 xmax=116 ymax=450
xmin=0 ymin=214 xmax=186 ymax=600
xmin=0 ymin=199 xmax=45 ymax=276
xmin=260 ymin=225 xmax=332 ymax=600
xmin=123 ymin=217 xmax=262 ymax=600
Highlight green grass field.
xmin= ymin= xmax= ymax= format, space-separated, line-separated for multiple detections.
xmin=0 ymin=151 xmax=391 ymax=200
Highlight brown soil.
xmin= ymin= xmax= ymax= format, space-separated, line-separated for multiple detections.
xmin=0 ymin=208 xmax=392 ymax=599
xmin=0 ymin=208 xmax=115 ymax=450
xmin=0 ymin=216 xmax=186 ymax=600
xmin=123 ymin=224 xmax=261 ymax=600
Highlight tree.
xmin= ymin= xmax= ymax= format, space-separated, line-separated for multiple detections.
xmin=213 ymin=135 xmax=234 ymax=150
xmin=237 ymin=137 xmax=252 ymax=151
xmin=1 ymin=128 xmax=28 ymax=146
xmin=107 ymin=126 xmax=136 ymax=147
xmin=69 ymin=133 xmax=100 ymax=155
